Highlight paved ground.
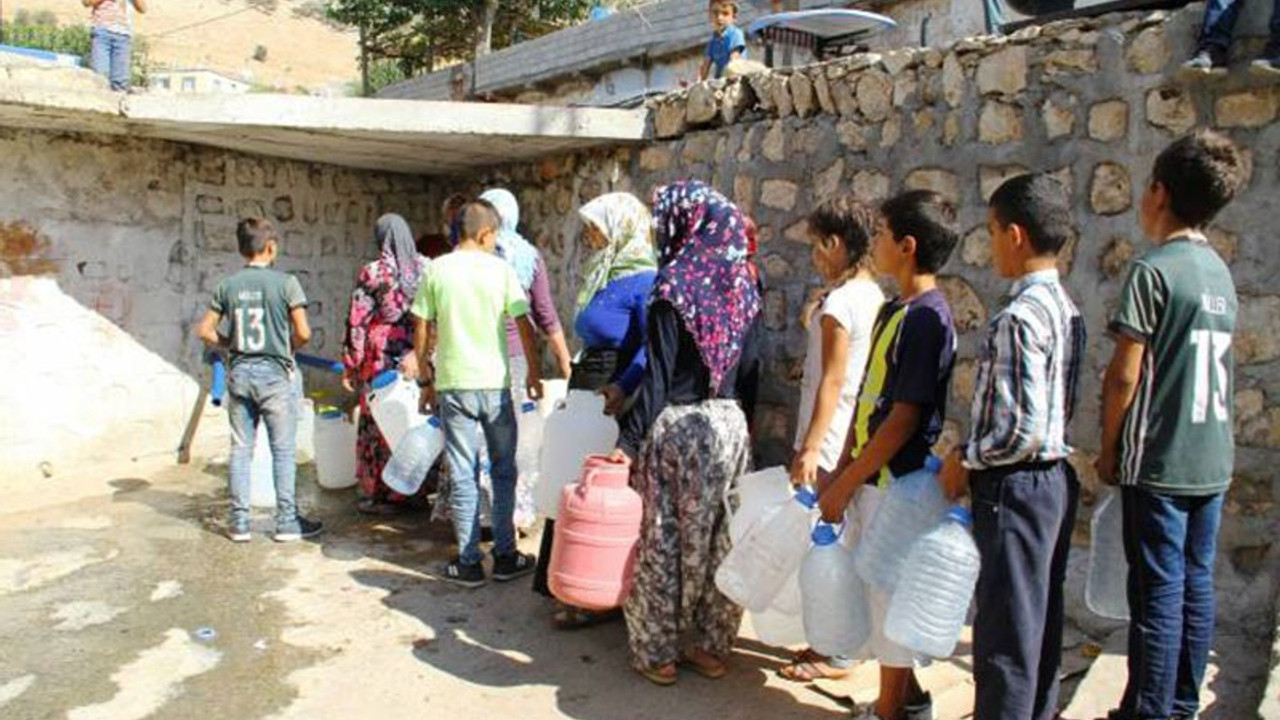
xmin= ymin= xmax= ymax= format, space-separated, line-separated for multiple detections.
xmin=0 ymin=462 xmax=1269 ymax=720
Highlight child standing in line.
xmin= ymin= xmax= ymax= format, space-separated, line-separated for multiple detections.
xmin=196 ymin=218 xmax=323 ymax=543
xmin=701 ymin=0 xmax=747 ymax=81
xmin=937 ymin=174 xmax=1087 ymax=720
xmin=1095 ymin=131 xmax=1245 ymax=720
xmin=818 ymin=190 xmax=960 ymax=720
xmin=780 ymin=195 xmax=885 ymax=683
xmin=412 ymin=201 xmax=543 ymax=589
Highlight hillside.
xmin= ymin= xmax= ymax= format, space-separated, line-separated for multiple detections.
xmin=4 ymin=0 xmax=359 ymax=94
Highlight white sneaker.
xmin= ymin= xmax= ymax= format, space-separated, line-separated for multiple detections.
xmin=905 ymin=692 xmax=935 ymax=720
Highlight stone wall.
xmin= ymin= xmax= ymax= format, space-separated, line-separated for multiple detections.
xmin=467 ymin=5 xmax=1280 ymax=633
xmin=0 ymin=129 xmax=435 ymax=486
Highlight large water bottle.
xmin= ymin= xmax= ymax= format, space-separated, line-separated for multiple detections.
xmin=885 ymin=506 xmax=981 ymax=658
xmin=715 ymin=487 xmax=817 ymax=612
xmin=1086 ymin=489 xmax=1130 ymax=621
xmin=801 ymin=522 xmax=871 ymax=657
xmin=854 ymin=455 xmax=947 ymax=591
xmin=366 ymin=370 xmax=425 ymax=450
xmin=295 ymin=398 xmax=316 ymax=465
xmin=516 ymin=400 xmax=543 ymax=482
xmin=725 ymin=466 xmax=793 ymax=544
xmin=749 ymin=571 xmax=806 ymax=647
xmin=315 ymin=407 xmax=358 ymax=489
xmin=382 ymin=417 xmax=444 ymax=496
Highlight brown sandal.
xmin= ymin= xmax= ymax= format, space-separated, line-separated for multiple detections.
xmin=779 ymin=648 xmax=851 ymax=681
xmin=635 ymin=663 xmax=678 ymax=686
xmin=679 ymin=648 xmax=728 ymax=679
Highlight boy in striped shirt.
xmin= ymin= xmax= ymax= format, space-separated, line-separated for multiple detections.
xmin=938 ymin=173 xmax=1086 ymax=720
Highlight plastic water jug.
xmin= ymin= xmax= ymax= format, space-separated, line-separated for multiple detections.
xmin=538 ymin=379 xmax=569 ymax=418
xmin=295 ymin=398 xmax=316 ymax=464
xmin=801 ymin=522 xmax=871 ymax=657
xmin=382 ymin=416 xmax=444 ymax=496
xmin=315 ymin=408 xmax=358 ymax=489
xmin=249 ymin=423 xmax=277 ymax=508
xmin=366 ymin=370 xmax=425 ymax=450
xmin=854 ymin=455 xmax=948 ymax=590
xmin=1087 ymin=489 xmax=1130 ymax=620
xmin=725 ymin=466 xmax=793 ymax=544
xmin=516 ymin=400 xmax=544 ymax=480
xmin=715 ymin=487 xmax=817 ymax=612
xmin=749 ymin=571 xmax=806 ymax=647
xmin=548 ymin=455 xmax=642 ymax=610
xmin=536 ymin=391 xmax=619 ymax=519
xmin=885 ymin=506 xmax=981 ymax=658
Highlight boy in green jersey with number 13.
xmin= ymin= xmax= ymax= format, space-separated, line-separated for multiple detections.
xmin=1096 ymin=130 xmax=1246 ymax=720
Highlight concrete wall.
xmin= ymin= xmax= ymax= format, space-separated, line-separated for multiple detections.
xmin=0 ymin=130 xmax=436 ymax=486
xmin=460 ymin=5 xmax=1280 ymax=635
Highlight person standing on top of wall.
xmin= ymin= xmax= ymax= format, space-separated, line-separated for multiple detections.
xmin=701 ymin=0 xmax=747 ymax=81
xmin=84 ymin=0 xmax=147 ymax=93
xmin=1179 ymin=0 xmax=1280 ymax=76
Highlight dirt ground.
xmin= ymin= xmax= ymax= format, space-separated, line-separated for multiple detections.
xmin=0 ymin=460 xmax=1268 ymax=720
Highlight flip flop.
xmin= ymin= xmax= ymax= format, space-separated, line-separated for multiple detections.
xmin=635 ymin=664 xmax=678 ymax=686
xmin=679 ymin=650 xmax=728 ymax=679
xmin=778 ymin=657 xmax=851 ymax=682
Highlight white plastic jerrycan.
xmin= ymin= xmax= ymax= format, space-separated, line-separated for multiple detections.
xmin=748 ymin=571 xmax=806 ymax=647
xmin=382 ymin=416 xmax=444 ymax=496
xmin=725 ymin=466 xmax=793 ymax=544
xmin=885 ymin=506 xmax=981 ymax=658
xmin=715 ymin=487 xmax=817 ymax=612
xmin=801 ymin=522 xmax=871 ymax=658
xmin=1087 ymin=489 xmax=1130 ymax=621
xmin=366 ymin=369 xmax=425 ymax=450
xmin=295 ymin=398 xmax=316 ymax=465
xmin=516 ymin=400 xmax=544 ymax=482
xmin=536 ymin=390 xmax=618 ymax=519
xmin=315 ymin=407 xmax=358 ymax=490
xmin=854 ymin=455 xmax=948 ymax=591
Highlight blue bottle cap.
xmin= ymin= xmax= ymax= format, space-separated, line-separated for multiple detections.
xmin=318 ymin=409 xmax=344 ymax=420
xmin=811 ymin=523 xmax=840 ymax=546
xmin=522 ymin=401 xmax=537 ymax=413
xmin=427 ymin=415 xmax=441 ymax=428
xmin=947 ymin=506 xmax=973 ymax=527
xmin=794 ymin=487 xmax=817 ymax=509
xmin=370 ymin=369 xmax=399 ymax=390
xmin=924 ymin=454 xmax=943 ymax=473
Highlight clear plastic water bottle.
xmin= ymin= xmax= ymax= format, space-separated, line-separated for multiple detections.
xmin=801 ymin=522 xmax=870 ymax=658
xmin=715 ymin=487 xmax=817 ymax=613
xmin=854 ymin=455 xmax=948 ymax=590
xmin=382 ymin=416 xmax=444 ymax=496
xmin=884 ymin=506 xmax=981 ymax=658
xmin=1086 ymin=489 xmax=1130 ymax=621
xmin=749 ymin=571 xmax=806 ymax=647
xmin=516 ymin=401 xmax=542 ymax=481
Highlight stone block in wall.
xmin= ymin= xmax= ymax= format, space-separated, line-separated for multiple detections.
xmin=760 ymin=253 xmax=793 ymax=282
xmin=681 ymin=134 xmax=719 ymax=166
xmin=282 ymin=230 xmax=314 ymax=258
xmin=1126 ymin=25 xmax=1170 ymax=74
xmin=856 ymin=71 xmax=894 ymax=122
xmin=938 ymin=276 xmax=987 ymax=332
xmin=784 ymin=219 xmax=810 ymax=243
xmin=1039 ymin=49 xmax=1099 ymax=75
xmin=879 ymin=116 xmax=902 ymax=148
xmin=654 ymin=99 xmax=687 ymax=140
xmin=193 ymin=156 xmax=227 ymax=186
xmin=640 ymin=145 xmax=674 ymax=172
xmin=1090 ymin=163 xmax=1133 ymax=215
xmin=976 ymin=46 xmax=1028 ymax=97
xmin=893 ymin=70 xmax=918 ymax=109
xmin=833 ymin=78 xmax=859 ymax=118
xmin=748 ymin=72 xmax=777 ymax=114
xmin=913 ymin=109 xmax=936 ymax=136
xmin=196 ymin=194 xmax=224 ymax=215
xmin=961 ymin=225 xmax=991 ymax=267
xmin=979 ymin=164 xmax=1030 ymax=203
xmin=236 ymin=198 xmax=268 ymax=220
xmin=1215 ymin=89 xmax=1279 ymax=129
xmin=1043 ymin=97 xmax=1076 ymax=140
xmin=721 ymin=80 xmax=753 ymax=125
xmin=790 ymin=73 xmax=816 ymax=118
xmin=761 ymin=180 xmax=799 ymax=211
xmin=1205 ymin=226 xmax=1238 ymax=264
xmin=951 ymin=358 xmax=978 ymax=410
xmin=733 ymin=175 xmax=756 ymax=214
xmin=942 ymin=52 xmax=965 ymax=108
xmin=686 ymin=84 xmax=719 ymax=125
xmin=1098 ymin=236 xmax=1135 ymax=279
xmin=979 ymin=101 xmax=1024 ymax=144
xmin=763 ymin=289 xmax=789 ymax=330
xmin=905 ymin=168 xmax=960 ymax=203
xmin=943 ymin=113 xmax=962 ymax=146
xmin=1235 ymin=388 xmax=1280 ymax=449
xmin=814 ymin=159 xmax=845 ymax=202
xmin=837 ymin=119 xmax=867 ymax=151
xmin=762 ymin=122 xmax=786 ymax=162
xmin=773 ymin=74 xmax=795 ymax=117
xmin=881 ymin=49 xmax=917 ymax=77
xmin=814 ymin=73 xmax=837 ymax=115
xmin=1146 ymin=87 xmax=1197 ymax=134
xmin=1237 ymin=294 xmax=1280 ymax=365
xmin=851 ymin=170 xmax=891 ymax=204
xmin=272 ymin=196 xmax=294 ymax=223
xmin=1088 ymin=100 xmax=1130 ymax=141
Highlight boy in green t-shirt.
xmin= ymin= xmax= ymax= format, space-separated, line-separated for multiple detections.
xmin=412 ymin=201 xmax=542 ymax=588
xmin=196 ymin=218 xmax=322 ymax=543
xmin=1096 ymin=131 xmax=1246 ymax=720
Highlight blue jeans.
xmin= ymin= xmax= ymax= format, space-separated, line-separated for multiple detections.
xmin=90 ymin=28 xmax=132 ymax=92
xmin=1199 ymin=0 xmax=1280 ymax=53
xmin=439 ymin=389 xmax=518 ymax=565
xmin=1120 ymin=487 xmax=1224 ymax=720
xmin=227 ymin=358 xmax=298 ymax=527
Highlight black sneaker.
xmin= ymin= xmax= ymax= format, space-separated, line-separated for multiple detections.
xmin=227 ymin=516 xmax=251 ymax=543
xmin=492 ymin=551 xmax=536 ymax=582
xmin=439 ymin=559 xmax=487 ymax=588
xmin=273 ymin=516 xmax=324 ymax=542
xmin=1251 ymin=55 xmax=1280 ymax=76
xmin=1178 ymin=48 xmax=1228 ymax=78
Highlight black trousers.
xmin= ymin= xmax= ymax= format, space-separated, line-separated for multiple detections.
xmin=531 ymin=348 xmax=621 ymax=597
xmin=972 ymin=459 xmax=1079 ymax=720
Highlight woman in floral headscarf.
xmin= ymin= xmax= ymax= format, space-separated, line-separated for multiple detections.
xmin=341 ymin=213 xmax=430 ymax=514
xmin=613 ymin=180 xmax=762 ymax=685
xmin=532 ymin=192 xmax=657 ymax=628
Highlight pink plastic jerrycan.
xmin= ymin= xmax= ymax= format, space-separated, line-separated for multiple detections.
xmin=548 ymin=454 xmax=642 ymax=611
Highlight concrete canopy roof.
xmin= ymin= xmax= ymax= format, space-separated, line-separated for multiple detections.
xmin=0 ymin=68 xmax=649 ymax=175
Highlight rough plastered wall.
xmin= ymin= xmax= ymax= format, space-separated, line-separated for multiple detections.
xmin=0 ymin=129 xmax=435 ymax=488
xmin=466 ymin=5 xmax=1280 ymax=639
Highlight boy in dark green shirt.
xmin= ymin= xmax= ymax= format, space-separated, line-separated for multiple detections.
xmin=1097 ymin=131 xmax=1246 ymax=720
xmin=197 ymin=218 xmax=322 ymax=543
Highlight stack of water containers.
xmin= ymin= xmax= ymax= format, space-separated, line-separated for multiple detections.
xmin=535 ymin=390 xmax=619 ymax=520
xmin=724 ymin=467 xmax=807 ymax=646
xmin=1086 ymin=489 xmax=1130 ymax=620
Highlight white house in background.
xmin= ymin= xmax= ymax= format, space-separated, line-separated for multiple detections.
xmin=149 ymin=68 xmax=252 ymax=94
